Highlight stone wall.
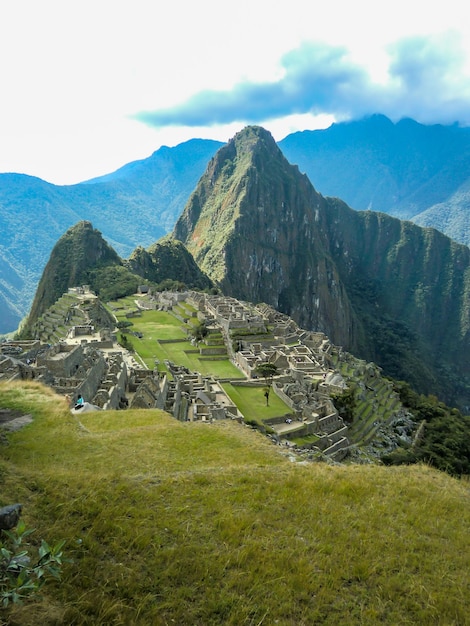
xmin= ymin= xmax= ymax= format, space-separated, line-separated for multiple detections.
xmin=75 ymin=352 xmax=107 ymax=404
xmin=37 ymin=344 xmax=84 ymax=378
xmin=130 ymin=375 xmax=163 ymax=409
xmin=102 ymin=357 xmax=128 ymax=410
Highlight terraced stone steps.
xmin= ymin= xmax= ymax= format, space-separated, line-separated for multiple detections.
xmin=33 ymin=294 xmax=88 ymax=343
xmin=333 ymin=354 xmax=402 ymax=446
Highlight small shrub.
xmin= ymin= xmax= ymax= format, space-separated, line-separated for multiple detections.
xmin=116 ymin=321 xmax=134 ymax=330
xmin=381 ymin=448 xmax=416 ymax=466
xmin=118 ymin=333 xmax=134 ymax=352
xmin=190 ymin=322 xmax=209 ymax=342
xmin=331 ymin=386 xmax=357 ymax=424
xmin=0 ymin=520 xmax=68 ymax=607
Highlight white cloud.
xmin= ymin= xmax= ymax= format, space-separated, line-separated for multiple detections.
xmin=1 ymin=0 xmax=470 ymax=183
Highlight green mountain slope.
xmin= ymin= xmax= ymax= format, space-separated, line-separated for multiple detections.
xmin=173 ymin=127 xmax=470 ymax=409
xmin=324 ymin=201 xmax=470 ymax=404
xmin=413 ymin=177 xmax=470 ymax=243
xmin=24 ymin=221 xmax=123 ymax=329
xmin=125 ymin=237 xmax=212 ymax=290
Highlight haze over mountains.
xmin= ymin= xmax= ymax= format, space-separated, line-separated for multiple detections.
xmin=1 ymin=114 xmax=470 ymax=335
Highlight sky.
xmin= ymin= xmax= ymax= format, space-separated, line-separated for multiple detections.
xmin=1 ymin=0 xmax=470 ymax=185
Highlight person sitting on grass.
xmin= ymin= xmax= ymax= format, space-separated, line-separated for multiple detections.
xmin=74 ymin=394 xmax=85 ymax=410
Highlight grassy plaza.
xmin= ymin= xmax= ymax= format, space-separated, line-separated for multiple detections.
xmin=108 ymin=297 xmax=242 ymax=377
xmin=222 ymin=382 xmax=291 ymax=422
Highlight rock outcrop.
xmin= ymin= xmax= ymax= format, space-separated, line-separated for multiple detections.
xmin=0 ymin=504 xmax=22 ymax=530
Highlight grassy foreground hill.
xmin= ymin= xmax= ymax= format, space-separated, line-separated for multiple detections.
xmin=1 ymin=382 xmax=469 ymax=625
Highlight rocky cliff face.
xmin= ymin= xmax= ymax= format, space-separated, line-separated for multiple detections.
xmin=173 ymin=126 xmax=355 ymax=347
xmin=173 ymin=127 xmax=470 ymax=409
xmin=324 ymin=200 xmax=470 ymax=404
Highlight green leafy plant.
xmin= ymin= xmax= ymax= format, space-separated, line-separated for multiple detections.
xmin=330 ymin=385 xmax=357 ymax=423
xmin=382 ymin=381 xmax=470 ymax=476
xmin=116 ymin=320 xmax=134 ymax=330
xmin=254 ymin=362 xmax=278 ymax=384
xmin=0 ymin=520 xmax=67 ymax=607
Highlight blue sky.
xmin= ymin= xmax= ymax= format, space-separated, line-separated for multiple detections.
xmin=1 ymin=0 xmax=470 ymax=184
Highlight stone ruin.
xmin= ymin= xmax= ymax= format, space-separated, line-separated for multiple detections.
xmin=175 ymin=294 xmax=352 ymax=459
xmin=0 ymin=340 xmax=128 ymax=410
xmin=0 ymin=288 xmax=407 ymax=461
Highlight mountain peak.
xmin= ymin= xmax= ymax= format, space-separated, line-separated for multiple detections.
xmin=172 ymin=125 xmax=310 ymax=271
xmin=24 ymin=222 xmax=121 ymax=329
xmin=173 ymin=124 xmax=352 ymax=336
xmin=205 ymin=126 xmax=284 ymax=178
xmin=231 ymin=125 xmax=277 ymax=149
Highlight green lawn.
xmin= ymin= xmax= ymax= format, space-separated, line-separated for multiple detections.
xmin=117 ymin=309 xmax=186 ymax=338
xmin=222 ymin=383 xmax=291 ymax=423
xmin=133 ymin=336 xmax=241 ymax=377
xmin=110 ymin=302 xmax=243 ymax=378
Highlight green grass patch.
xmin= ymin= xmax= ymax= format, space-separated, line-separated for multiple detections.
xmin=178 ymin=301 xmax=197 ymax=314
xmin=108 ymin=298 xmax=244 ymax=378
xmin=222 ymin=383 xmax=291 ymax=423
xmin=292 ymin=433 xmax=321 ymax=446
xmin=109 ymin=302 xmax=242 ymax=377
xmin=172 ymin=304 xmax=188 ymax=317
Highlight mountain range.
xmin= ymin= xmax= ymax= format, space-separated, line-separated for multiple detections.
xmin=22 ymin=126 xmax=470 ymax=412
xmin=0 ymin=140 xmax=221 ymax=333
xmin=1 ymin=114 xmax=470 ymax=335
xmin=281 ymin=114 xmax=470 ymax=240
